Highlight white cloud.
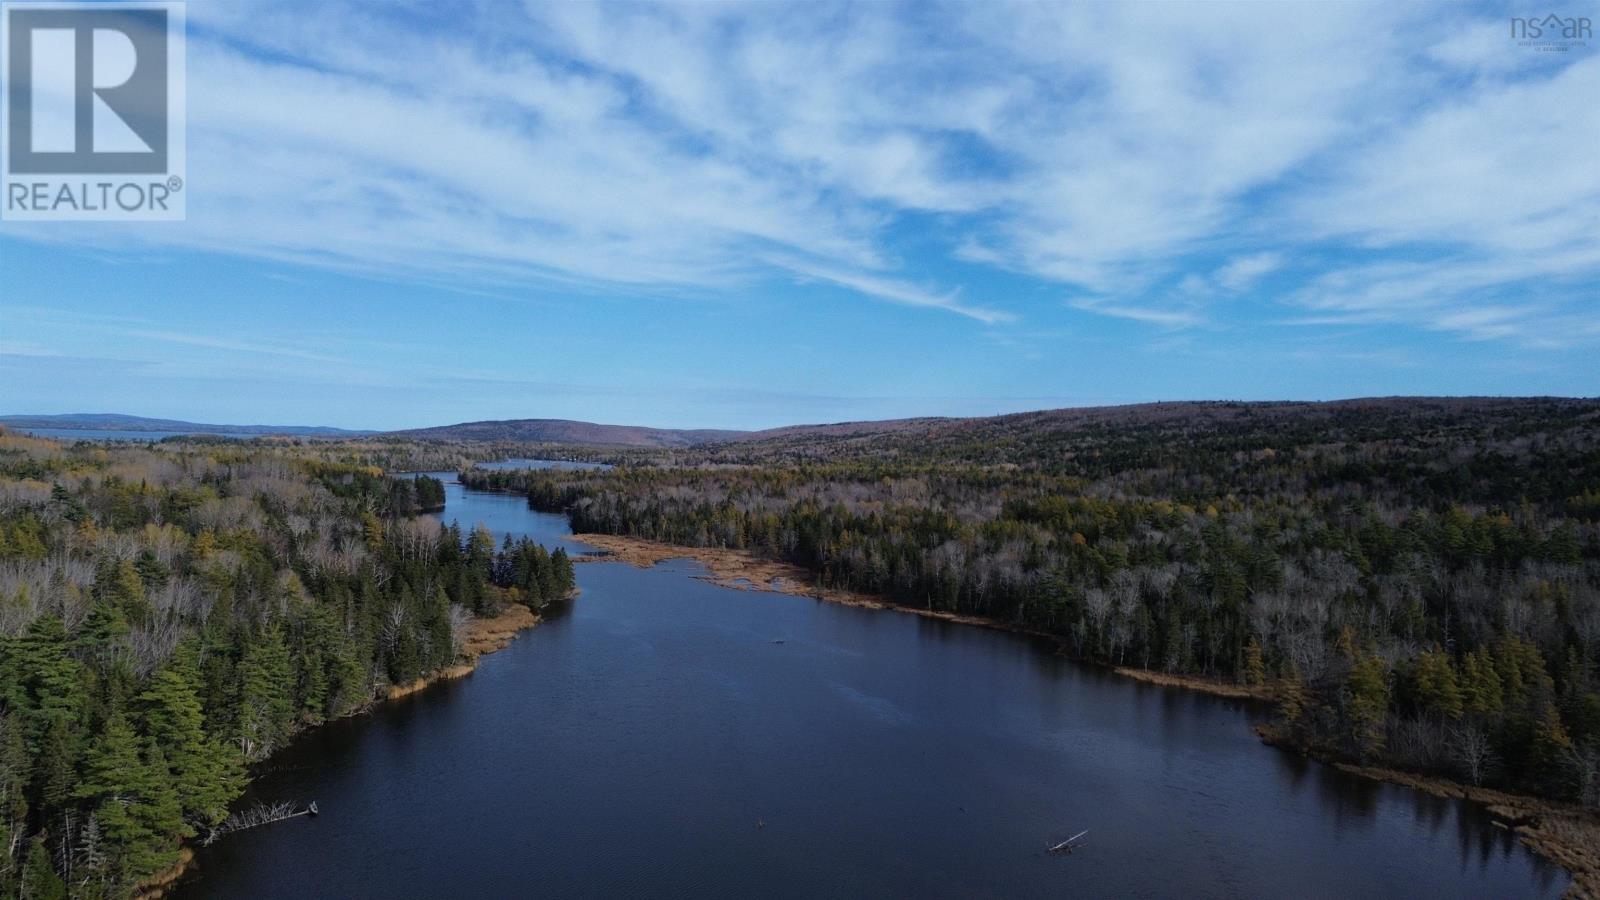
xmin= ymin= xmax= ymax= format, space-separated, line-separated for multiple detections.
xmin=1214 ymin=253 xmax=1284 ymax=293
xmin=2 ymin=1 xmax=1595 ymax=344
xmin=775 ymin=256 xmax=1011 ymax=324
xmin=1069 ymin=299 xmax=1201 ymax=329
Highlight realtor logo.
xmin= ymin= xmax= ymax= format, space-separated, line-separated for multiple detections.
xmin=2 ymin=1 xmax=185 ymax=220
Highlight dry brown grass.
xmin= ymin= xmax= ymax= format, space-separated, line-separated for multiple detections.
xmin=572 ymin=533 xmax=1061 ymax=638
xmin=385 ymin=603 xmax=542 ymax=700
xmin=1256 ymin=725 xmax=1600 ymax=898
xmin=460 ymin=603 xmax=540 ymax=659
xmin=1336 ymin=764 xmax=1599 ymax=899
xmin=166 ymin=605 xmax=546 ymax=895
xmin=580 ymin=532 xmax=1600 ymax=896
xmin=1113 ymin=667 xmax=1276 ymax=701
xmin=133 ymin=847 xmax=194 ymax=899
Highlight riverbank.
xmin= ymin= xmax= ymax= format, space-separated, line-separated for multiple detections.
xmin=1112 ymin=666 xmax=1276 ymax=701
xmin=388 ymin=602 xmax=542 ymax=699
xmin=573 ymin=533 xmax=1066 ymax=638
xmin=574 ymin=531 xmax=1597 ymax=898
xmin=158 ymin=601 xmax=546 ymax=896
xmin=574 ymin=534 xmax=1270 ymax=695
xmin=1258 ymin=725 xmax=1598 ymax=899
xmin=133 ymin=849 xmax=193 ymax=900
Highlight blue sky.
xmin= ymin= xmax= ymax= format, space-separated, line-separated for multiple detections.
xmin=2 ymin=1 xmax=1597 ymax=430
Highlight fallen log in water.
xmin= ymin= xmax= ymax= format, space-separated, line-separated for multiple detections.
xmin=202 ymin=800 xmax=319 ymax=845
xmin=1049 ymin=830 xmax=1088 ymax=853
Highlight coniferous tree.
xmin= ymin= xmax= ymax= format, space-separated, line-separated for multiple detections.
xmin=235 ymin=627 xmax=295 ymax=760
xmin=73 ymin=715 xmax=183 ymax=885
xmin=136 ymin=666 xmax=244 ymax=828
xmin=21 ymin=836 xmax=66 ymax=900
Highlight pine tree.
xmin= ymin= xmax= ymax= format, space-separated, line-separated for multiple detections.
xmin=551 ymin=547 xmax=574 ymax=596
xmin=73 ymin=599 xmax=131 ymax=674
xmin=1242 ymin=638 xmax=1266 ymax=686
xmin=21 ymin=835 xmax=66 ymax=900
xmin=1279 ymin=664 xmax=1309 ymax=727
xmin=92 ymin=559 xmax=151 ymax=624
xmin=1414 ymin=647 xmax=1464 ymax=720
xmin=1460 ymin=649 xmax=1504 ymax=719
xmin=1528 ymin=710 xmax=1577 ymax=799
xmin=137 ymin=666 xmax=245 ymax=827
xmin=235 ymin=627 xmax=295 ymax=760
xmin=0 ymin=713 xmax=28 ymax=897
xmin=73 ymin=715 xmax=183 ymax=885
xmin=1345 ymin=654 xmax=1391 ymax=760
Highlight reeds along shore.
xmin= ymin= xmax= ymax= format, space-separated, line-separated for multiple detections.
xmin=387 ymin=603 xmax=542 ymax=699
xmin=572 ymin=531 xmax=1600 ymax=899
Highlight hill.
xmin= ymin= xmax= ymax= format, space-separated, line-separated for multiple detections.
xmin=0 ymin=413 xmax=373 ymax=437
xmin=385 ymin=418 xmax=748 ymax=447
xmin=657 ymin=396 xmax=1600 ymax=465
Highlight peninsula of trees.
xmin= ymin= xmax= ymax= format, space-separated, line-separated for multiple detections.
xmin=0 ymin=432 xmax=572 ymax=897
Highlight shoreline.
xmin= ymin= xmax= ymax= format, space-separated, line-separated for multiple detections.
xmin=386 ymin=602 xmax=542 ymax=699
xmin=573 ymin=532 xmax=1067 ymax=636
xmin=156 ymin=601 xmax=547 ymax=895
xmin=1258 ymin=725 xmax=1599 ymax=898
xmin=573 ymin=533 xmax=1272 ymax=699
xmin=573 ymin=531 xmax=1597 ymax=898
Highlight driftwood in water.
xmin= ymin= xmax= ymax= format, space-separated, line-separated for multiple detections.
xmin=203 ymin=800 xmax=319 ymax=845
xmin=1049 ymin=830 xmax=1088 ymax=853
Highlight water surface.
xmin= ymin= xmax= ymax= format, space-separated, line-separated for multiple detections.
xmin=175 ymin=473 xmax=1566 ymax=898
xmin=12 ymin=428 xmax=261 ymax=441
xmin=474 ymin=457 xmax=613 ymax=472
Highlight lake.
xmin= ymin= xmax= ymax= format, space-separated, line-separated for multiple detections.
xmin=11 ymin=428 xmax=260 ymax=441
xmin=173 ymin=472 xmax=1567 ymax=898
xmin=474 ymin=457 xmax=613 ymax=472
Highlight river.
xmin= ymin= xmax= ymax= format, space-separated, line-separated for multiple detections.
xmin=172 ymin=472 xmax=1567 ymax=898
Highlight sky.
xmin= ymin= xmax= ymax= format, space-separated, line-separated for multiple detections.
xmin=1 ymin=1 xmax=1597 ymax=431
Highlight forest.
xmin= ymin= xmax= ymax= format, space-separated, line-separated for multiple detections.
xmin=3 ymin=397 xmax=1596 ymax=896
xmin=0 ymin=430 xmax=572 ymax=897
xmin=462 ymin=398 xmax=1600 ymax=809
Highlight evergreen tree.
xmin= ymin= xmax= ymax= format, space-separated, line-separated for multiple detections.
xmin=235 ymin=627 xmax=295 ymax=760
xmin=1242 ymin=639 xmax=1266 ymax=686
xmin=21 ymin=836 xmax=66 ymax=900
xmin=1344 ymin=655 xmax=1391 ymax=760
xmin=1414 ymin=648 xmax=1464 ymax=720
xmin=137 ymin=666 xmax=245 ymax=827
xmin=73 ymin=715 xmax=184 ymax=885
xmin=0 ymin=714 xmax=28 ymax=897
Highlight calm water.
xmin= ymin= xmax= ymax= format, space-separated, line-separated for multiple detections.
xmin=474 ymin=457 xmax=613 ymax=472
xmin=13 ymin=428 xmax=259 ymax=441
xmin=174 ymin=473 xmax=1566 ymax=898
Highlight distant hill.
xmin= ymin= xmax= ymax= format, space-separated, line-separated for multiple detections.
xmin=385 ymin=418 xmax=748 ymax=448
xmin=16 ymin=397 xmax=1596 ymax=450
xmin=664 ymin=396 xmax=1600 ymax=464
xmin=0 ymin=413 xmax=373 ymax=437
xmin=739 ymin=416 xmax=959 ymax=441
xmin=390 ymin=416 xmax=968 ymax=447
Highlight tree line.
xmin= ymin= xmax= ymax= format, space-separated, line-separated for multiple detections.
xmin=463 ymin=399 xmax=1600 ymax=809
xmin=0 ymin=434 xmax=572 ymax=897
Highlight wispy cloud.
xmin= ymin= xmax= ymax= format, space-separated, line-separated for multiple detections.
xmin=774 ymin=256 xmax=1012 ymax=324
xmin=1069 ymin=299 xmax=1202 ymax=329
xmin=1214 ymin=253 xmax=1284 ymax=293
xmin=1 ymin=1 xmax=1594 ymax=346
